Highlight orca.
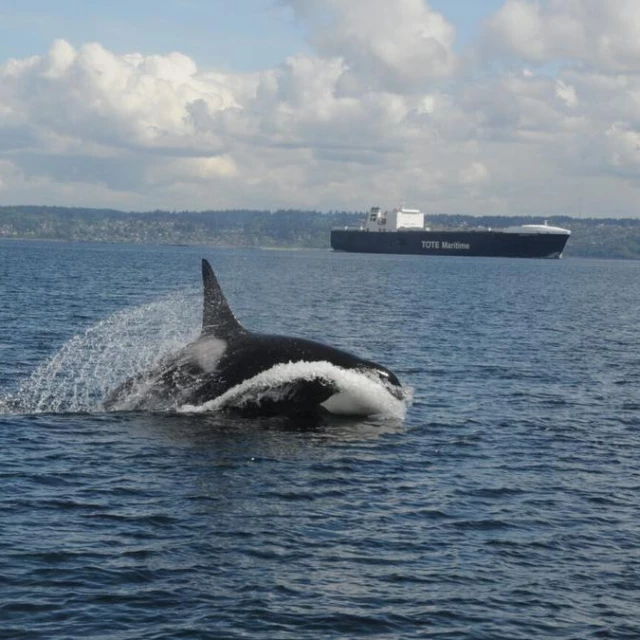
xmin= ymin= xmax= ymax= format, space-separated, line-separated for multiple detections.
xmin=104 ymin=259 xmax=405 ymax=416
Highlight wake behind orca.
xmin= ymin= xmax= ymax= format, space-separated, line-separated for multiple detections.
xmin=104 ymin=260 xmax=405 ymax=417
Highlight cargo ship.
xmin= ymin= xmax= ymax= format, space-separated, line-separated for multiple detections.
xmin=331 ymin=207 xmax=571 ymax=258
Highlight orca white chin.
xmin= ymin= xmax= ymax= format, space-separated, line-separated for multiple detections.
xmin=320 ymin=384 xmax=405 ymax=417
xmin=320 ymin=392 xmax=386 ymax=416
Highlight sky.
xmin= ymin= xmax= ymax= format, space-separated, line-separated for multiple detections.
xmin=1 ymin=0 xmax=640 ymax=217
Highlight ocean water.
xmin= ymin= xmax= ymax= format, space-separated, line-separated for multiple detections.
xmin=1 ymin=239 xmax=639 ymax=639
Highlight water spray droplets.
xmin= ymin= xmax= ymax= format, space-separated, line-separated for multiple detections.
xmin=1 ymin=292 xmax=199 ymax=415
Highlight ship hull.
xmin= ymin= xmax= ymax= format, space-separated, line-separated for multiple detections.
xmin=330 ymin=229 xmax=569 ymax=259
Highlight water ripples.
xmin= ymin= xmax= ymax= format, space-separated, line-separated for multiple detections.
xmin=2 ymin=243 xmax=640 ymax=638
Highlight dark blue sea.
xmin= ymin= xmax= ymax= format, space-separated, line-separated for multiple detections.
xmin=1 ymin=239 xmax=639 ymax=639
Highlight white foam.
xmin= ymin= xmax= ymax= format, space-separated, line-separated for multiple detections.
xmin=179 ymin=360 xmax=409 ymax=419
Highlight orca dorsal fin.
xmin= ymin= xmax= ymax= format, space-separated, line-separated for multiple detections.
xmin=201 ymin=259 xmax=245 ymax=339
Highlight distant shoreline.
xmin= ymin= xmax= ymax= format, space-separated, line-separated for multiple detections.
xmin=2 ymin=205 xmax=640 ymax=259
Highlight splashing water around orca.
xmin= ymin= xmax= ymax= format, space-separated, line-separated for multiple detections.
xmin=104 ymin=259 xmax=406 ymax=417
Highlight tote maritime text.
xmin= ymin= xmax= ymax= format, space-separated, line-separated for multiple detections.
xmin=422 ymin=240 xmax=471 ymax=251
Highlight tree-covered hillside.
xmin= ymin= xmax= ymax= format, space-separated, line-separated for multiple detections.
xmin=1 ymin=205 xmax=640 ymax=259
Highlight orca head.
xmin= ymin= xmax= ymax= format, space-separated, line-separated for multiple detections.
xmin=317 ymin=357 xmax=406 ymax=416
xmin=363 ymin=364 xmax=404 ymax=401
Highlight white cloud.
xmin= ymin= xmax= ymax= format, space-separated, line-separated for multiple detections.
xmin=285 ymin=0 xmax=457 ymax=92
xmin=555 ymin=80 xmax=577 ymax=108
xmin=2 ymin=2 xmax=640 ymax=215
xmin=460 ymin=161 xmax=490 ymax=186
xmin=483 ymin=0 xmax=640 ymax=72
xmin=603 ymin=123 xmax=640 ymax=174
xmin=483 ymin=0 xmax=547 ymax=62
xmin=0 ymin=40 xmax=245 ymax=192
